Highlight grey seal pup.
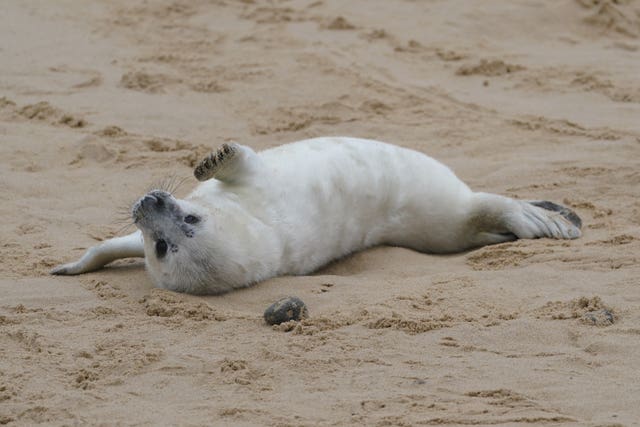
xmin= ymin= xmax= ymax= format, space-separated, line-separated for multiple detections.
xmin=52 ymin=137 xmax=582 ymax=294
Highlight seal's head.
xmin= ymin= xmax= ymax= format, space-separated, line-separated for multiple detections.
xmin=132 ymin=190 xmax=214 ymax=294
xmin=131 ymin=187 xmax=281 ymax=294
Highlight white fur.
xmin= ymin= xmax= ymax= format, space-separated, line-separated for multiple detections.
xmin=52 ymin=137 xmax=581 ymax=294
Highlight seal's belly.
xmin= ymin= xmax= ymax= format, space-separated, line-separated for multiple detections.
xmin=260 ymin=137 xmax=473 ymax=273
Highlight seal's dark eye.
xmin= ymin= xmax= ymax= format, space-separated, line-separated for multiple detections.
xmin=184 ymin=215 xmax=199 ymax=224
xmin=155 ymin=239 xmax=168 ymax=258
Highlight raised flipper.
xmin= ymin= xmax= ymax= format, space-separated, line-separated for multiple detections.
xmin=194 ymin=143 xmax=260 ymax=184
xmin=51 ymin=230 xmax=144 ymax=275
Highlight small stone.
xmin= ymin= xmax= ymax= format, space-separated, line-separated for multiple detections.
xmin=581 ymin=309 xmax=615 ymax=326
xmin=264 ymin=296 xmax=308 ymax=325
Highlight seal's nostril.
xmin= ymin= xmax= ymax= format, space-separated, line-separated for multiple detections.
xmin=150 ymin=190 xmax=170 ymax=199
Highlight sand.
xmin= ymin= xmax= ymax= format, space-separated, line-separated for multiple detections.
xmin=1 ymin=0 xmax=640 ymax=425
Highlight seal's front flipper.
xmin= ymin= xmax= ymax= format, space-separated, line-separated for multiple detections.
xmin=194 ymin=143 xmax=260 ymax=184
xmin=51 ymin=231 xmax=144 ymax=275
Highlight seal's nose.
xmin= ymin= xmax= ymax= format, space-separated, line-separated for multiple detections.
xmin=132 ymin=190 xmax=173 ymax=223
xmin=148 ymin=190 xmax=172 ymax=207
xmin=141 ymin=194 xmax=158 ymax=208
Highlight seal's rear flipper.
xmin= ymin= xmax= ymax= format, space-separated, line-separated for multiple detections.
xmin=194 ymin=143 xmax=260 ymax=184
xmin=51 ymin=231 xmax=144 ymax=275
xmin=468 ymin=193 xmax=581 ymax=247
xmin=509 ymin=199 xmax=582 ymax=240
xmin=529 ymin=200 xmax=582 ymax=229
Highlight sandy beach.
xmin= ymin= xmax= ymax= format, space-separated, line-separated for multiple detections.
xmin=1 ymin=1 xmax=640 ymax=425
